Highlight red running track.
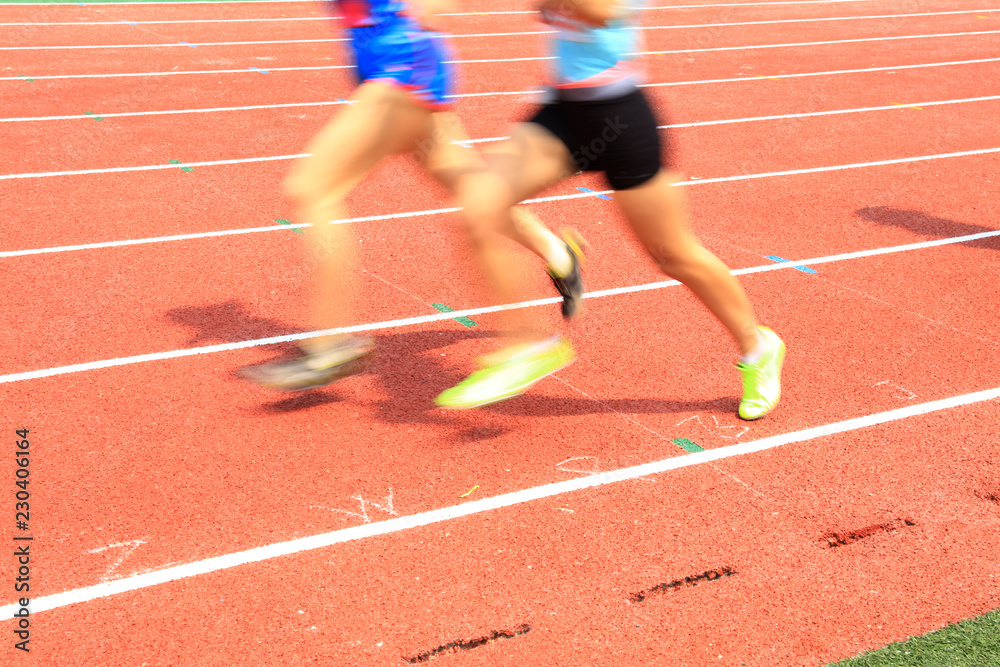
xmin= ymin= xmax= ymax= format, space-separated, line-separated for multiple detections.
xmin=2 ymin=1 xmax=999 ymax=665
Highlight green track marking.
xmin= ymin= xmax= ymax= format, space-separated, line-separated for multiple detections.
xmin=431 ymin=303 xmax=477 ymax=328
xmin=167 ymin=159 xmax=192 ymax=173
xmin=671 ymin=438 xmax=704 ymax=453
xmin=275 ymin=218 xmax=303 ymax=235
xmin=17 ymin=75 xmax=33 ymax=82
xmin=85 ymin=112 xmax=103 ymax=121
xmin=826 ymin=608 xmax=1000 ymax=666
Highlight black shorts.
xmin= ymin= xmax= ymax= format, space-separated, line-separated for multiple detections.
xmin=527 ymin=88 xmax=668 ymax=190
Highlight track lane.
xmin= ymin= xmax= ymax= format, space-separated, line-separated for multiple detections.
xmin=5 ymin=394 xmax=1000 ymax=665
xmin=3 ymin=148 xmax=999 ymax=374
xmin=3 ymin=1 xmax=999 ymax=665
xmin=3 ymin=227 xmax=1000 ymax=603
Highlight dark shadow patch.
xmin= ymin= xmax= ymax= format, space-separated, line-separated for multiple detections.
xmin=456 ymin=426 xmax=507 ymax=443
xmin=165 ymin=300 xmax=304 ymax=347
xmin=820 ymin=517 xmax=916 ymax=548
xmin=855 ymin=206 xmax=1000 ymax=249
xmin=173 ymin=301 xmax=739 ymax=431
xmin=629 ymin=566 xmax=737 ymax=603
xmin=257 ymin=392 xmax=344 ymax=413
xmin=402 ymin=623 xmax=531 ymax=663
xmin=484 ymin=394 xmax=738 ymax=418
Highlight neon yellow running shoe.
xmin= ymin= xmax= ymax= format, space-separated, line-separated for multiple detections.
xmin=736 ymin=326 xmax=785 ymax=420
xmin=435 ymin=336 xmax=576 ymax=409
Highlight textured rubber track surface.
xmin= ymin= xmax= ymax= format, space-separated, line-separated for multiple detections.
xmin=2 ymin=1 xmax=999 ymax=665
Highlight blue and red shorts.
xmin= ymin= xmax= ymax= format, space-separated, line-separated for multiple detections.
xmin=348 ymin=17 xmax=453 ymax=110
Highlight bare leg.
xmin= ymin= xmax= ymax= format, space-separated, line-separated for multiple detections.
xmin=417 ymin=117 xmax=577 ymax=342
xmin=416 ymin=112 xmax=573 ymax=276
xmin=614 ymin=170 xmax=760 ymax=355
xmin=432 ymin=124 xmax=584 ymax=408
xmin=284 ymin=82 xmax=437 ymax=352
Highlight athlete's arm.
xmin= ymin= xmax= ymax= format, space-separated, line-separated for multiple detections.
xmin=538 ymin=0 xmax=626 ymax=27
xmin=407 ymin=0 xmax=454 ymax=30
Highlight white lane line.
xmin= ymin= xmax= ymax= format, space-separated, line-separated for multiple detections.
xmin=664 ymin=95 xmax=1000 ymax=128
xmin=2 ymin=0 xmax=321 ymax=4
xmin=6 ymin=57 xmax=1000 ymax=120
xmin=451 ymin=94 xmax=1000 ymax=145
xmin=4 ymin=27 xmax=998 ymax=57
xmin=633 ymin=29 xmax=1000 ymax=57
xmin=2 ymin=148 xmax=999 ymax=250
xmin=3 ymin=142 xmax=999 ymax=185
xmin=0 ymin=206 xmax=461 ymax=258
xmin=0 ymin=153 xmax=308 ymax=181
xmin=641 ymin=9 xmax=1000 ymax=32
xmin=5 ymin=8 xmax=994 ymax=31
xmin=3 ymin=228 xmax=999 ymax=385
xmin=640 ymin=56 xmax=1000 ymax=89
xmin=1 ymin=100 xmax=355 ymax=122
xmin=0 ymin=37 xmax=343 ymax=50
xmin=443 ymin=0 xmax=885 ymax=14
xmin=7 ymin=91 xmax=997 ymax=129
xmin=450 ymin=29 xmax=1000 ymax=63
xmin=7 ymin=46 xmax=999 ymax=83
xmin=0 ymin=30 xmax=557 ymax=49
xmin=441 ymin=0 xmax=883 ymax=11
xmin=456 ymin=29 xmax=1000 ymax=62
xmin=0 ymin=17 xmax=331 ymax=26
xmin=3 ymin=382 xmax=998 ymax=617
xmin=3 ymin=0 xmax=884 ymax=5
xmin=0 ymin=64 xmax=357 ymax=81
xmin=0 ymin=0 xmax=886 ymax=9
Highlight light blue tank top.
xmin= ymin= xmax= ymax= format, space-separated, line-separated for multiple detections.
xmin=541 ymin=1 xmax=646 ymax=102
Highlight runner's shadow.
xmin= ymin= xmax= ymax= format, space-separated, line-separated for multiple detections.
xmin=856 ymin=206 xmax=1000 ymax=250
xmin=246 ymin=328 xmax=738 ymax=426
xmin=164 ymin=300 xmax=303 ymax=346
xmin=165 ymin=300 xmax=737 ymax=431
xmin=241 ymin=328 xmax=500 ymax=422
xmin=367 ymin=331 xmax=740 ymax=430
xmin=485 ymin=394 xmax=738 ymax=418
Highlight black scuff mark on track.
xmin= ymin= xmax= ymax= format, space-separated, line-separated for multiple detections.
xmin=402 ymin=623 xmax=531 ymax=663
xmin=629 ymin=566 xmax=738 ymax=603
xmin=821 ymin=517 xmax=917 ymax=548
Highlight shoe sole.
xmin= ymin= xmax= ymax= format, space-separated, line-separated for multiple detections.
xmin=239 ymin=347 xmax=375 ymax=392
xmin=554 ymin=228 xmax=589 ymax=320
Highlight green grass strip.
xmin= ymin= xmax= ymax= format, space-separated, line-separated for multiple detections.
xmin=671 ymin=438 xmax=704 ymax=453
xmin=827 ymin=609 xmax=1000 ymax=666
xmin=85 ymin=112 xmax=103 ymax=121
xmin=167 ymin=159 xmax=193 ymax=173
xmin=17 ymin=75 xmax=33 ymax=82
xmin=431 ymin=303 xmax=477 ymax=328
xmin=274 ymin=218 xmax=303 ymax=235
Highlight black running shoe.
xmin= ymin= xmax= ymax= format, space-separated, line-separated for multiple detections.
xmin=238 ymin=336 xmax=375 ymax=391
xmin=547 ymin=229 xmax=588 ymax=319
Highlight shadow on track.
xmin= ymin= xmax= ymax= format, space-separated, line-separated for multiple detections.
xmin=164 ymin=300 xmax=304 ymax=346
xmin=164 ymin=300 xmax=736 ymax=439
xmin=856 ymin=206 xmax=1000 ymax=250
